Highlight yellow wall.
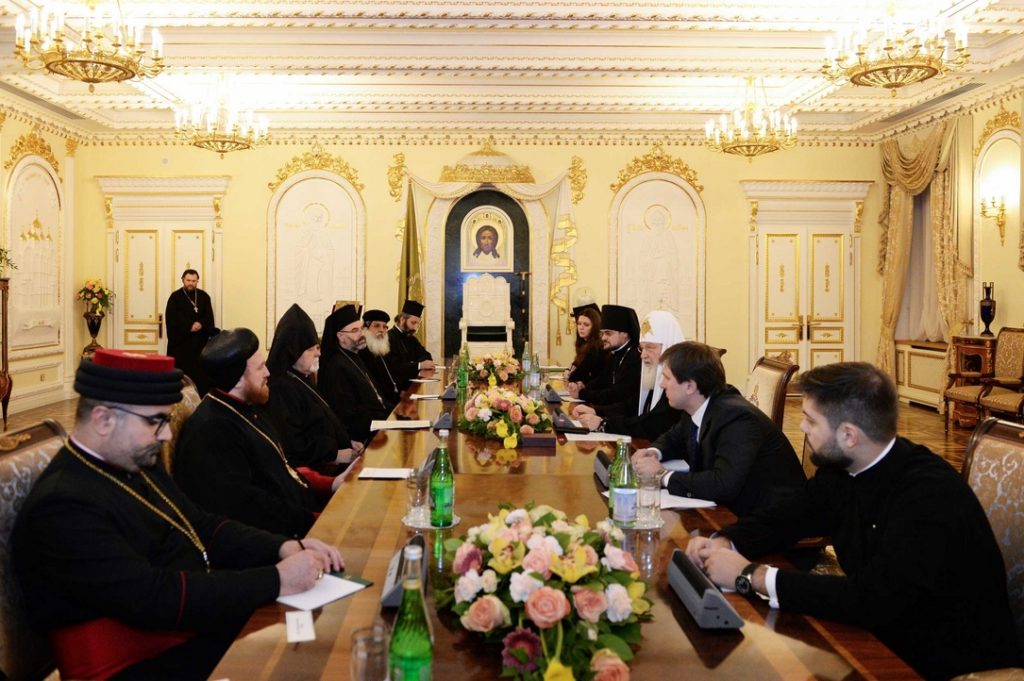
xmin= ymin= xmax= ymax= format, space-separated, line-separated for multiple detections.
xmin=73 ymin=140 xmax=884 ymax=382
xmin=973 ymin=95 xmax=1024 ymax=333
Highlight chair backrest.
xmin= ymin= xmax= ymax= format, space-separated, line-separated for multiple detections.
xmin=461 ymin=274 xmax=514 ymax=356
xmin=962 ymin=417 xmax=1024 ymax=656
xmin=0 ymin=419 xmax=66 ymax=681
xmin=744 ymin=356 xmax=799 ymax=428
xmin=161 ymin=375 xmax=203 ymax=474
xmin=799 ymin=436 xmax=817 ymax=479
xmin=993 ymin=326 xmax=1024 ymax=379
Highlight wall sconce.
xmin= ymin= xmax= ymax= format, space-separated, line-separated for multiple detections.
xmin=980 ymin=196 xmax=1007 ymax=246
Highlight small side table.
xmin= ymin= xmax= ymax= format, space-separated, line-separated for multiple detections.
xmin=950 ymin=335 xmax=997 ymax=427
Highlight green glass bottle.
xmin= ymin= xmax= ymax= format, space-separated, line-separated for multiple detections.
xmin=609 ymin=437 xmax=638 ymax=527
xmin=456 ymin=345 xmax=469 ymax=404
xmin=389 ymin=544 xmax=433 ymax=680
xmin=430 ymin=430 xmax=454 ymax=527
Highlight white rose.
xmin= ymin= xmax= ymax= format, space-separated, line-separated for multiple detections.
xmin=509 ymin=571 xmax=544 ymax=603
xmin=526 ymin=534 xmax=563 ymax=557
xmin=455 ymin=569 xmax=483 ymax=604
xmin=480 ymin=569 xmax=498 ymax=593
xmin=601 ymin=545 xmax=629 ymax=572
xmin=605 ymin=583 xmax=633 ymax=623
xmin=478 ymin=408 xmax=492 ymax=422
xmin=505 ymin=509 xmax=528 ymax=526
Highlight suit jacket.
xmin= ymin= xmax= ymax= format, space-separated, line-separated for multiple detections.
xmin=597 ymin=392 xmax=681 ymax=442
xmin=721 ymin=437 xmax=1021 ymax=679
xmin=579 ymin=343 xmax=641 ymax=413
xmin=652 ymin=385 xmax=803 ymax=516
xmin=387 ymin=327 xmax=432 ymax=387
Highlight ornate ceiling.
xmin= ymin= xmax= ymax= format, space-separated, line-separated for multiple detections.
xmin=1 ymin=0 xmax=1023 ymax=143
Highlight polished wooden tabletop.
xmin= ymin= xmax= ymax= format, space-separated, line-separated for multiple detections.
xmin=213 ymin=382 xmax=918 ymax=680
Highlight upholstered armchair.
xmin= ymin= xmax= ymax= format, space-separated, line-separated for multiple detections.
xmin=459 ymin=273 xmax=515 ymax=356
xmin=0 ymin=420 xmax=66 ymax=681
xmin=744 ymin=355 xmax=799 ymax=429
xmin=944 ymin=327 xmax=1024 ymax=432
xmin=953 ymin=418 xmax=1024 ymax=679
xmin=161 ymin=375 xmax=203 ymax=474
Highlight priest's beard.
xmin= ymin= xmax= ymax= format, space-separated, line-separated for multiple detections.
xmin=640 ymin=362 xmax=659 ymax=393
xmin=242 ymin=376 xmax=271 ymax=406
xmin=131 ymin=443 xmax=164 ymax=470
xmin=364 ymin=332 xmax=391 ymax=357
xmin=809 ymin=435 xmax=854 ymax=471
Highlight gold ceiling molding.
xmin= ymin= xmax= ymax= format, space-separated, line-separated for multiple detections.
xmin=65 ymin=138 xmax=79 ymax=158
xmin=267 ymin=142 xmax=365 ymax=192
xmin=387 ymin=153 xmax=407 ymax=202
xmin=0 ymin=112 xmax=6 ymax=132
xmin=4 ymin=127 xmax=61 ymax=180
xmin=610 ymin=143 xmax=703 ymax=194
xmin=975 ymin=106 xmax=1022 ymax=156
xmin=569 ymin=156 xmax=586 ymax=204
xmin=439 ymin=138 xmax=535 ymax=183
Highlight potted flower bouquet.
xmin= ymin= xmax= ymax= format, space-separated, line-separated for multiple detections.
xmin=470 ymin=352 xmax=523 ymax=387
xmin=459 ymin=387 xmax=552 ymax=449
xmin=440 ymin=504 xmax=652 ymax=681
xmin=77 ymin=279 xmax=114 ymax=314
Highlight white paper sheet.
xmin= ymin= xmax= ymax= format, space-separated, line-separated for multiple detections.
xmin=358 ymin=467 xmax=414 ymax=480
xmin=277 ymin=574 xmax=368 ymax=610
xmin=370 ymin=420 xmax=432 ymax=430
xmin=410 ymin=394 xmax=440 ymax=400
xmin=410 ymin=378 xmax=439 ymax=383
xmin=564 ymin=431 xmax=630 ymax=442
xmin=600 ymin=489 xmax=716 ymax=510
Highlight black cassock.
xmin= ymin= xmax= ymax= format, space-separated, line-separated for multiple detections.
xmin=174 ymin=392 xmax=319 ymax=537
xmin=267 ymin=369 xmax=352 ymax=469
xmin=13 ymin=445 xmax=286 ymax=679
xmin=165 ymin=287 xmax=216 ymax=394
xmin=387 ymin=326 xmax=432 ymax=388
xmin=579 ymin=343 xmax=641 ymax=413
xmin=319 ymin=348 xmax=391 ymax=442
xmin=359 ymin=348 xmax=401 ymax=410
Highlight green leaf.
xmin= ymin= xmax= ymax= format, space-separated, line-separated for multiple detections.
xmin=596 ymin=633 xmax=633 ymax=661
xmin=611 ymin=621 xmax=641 ymax=645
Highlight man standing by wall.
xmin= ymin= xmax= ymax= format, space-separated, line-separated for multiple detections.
xmin=165 ymin=269 xmax=216 ymax=395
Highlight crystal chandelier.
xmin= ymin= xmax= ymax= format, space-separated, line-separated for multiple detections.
xmin=822 ymin=15 xmax=969 ymax=95
xmin=175 ymin=79 xmax=270 ymax=158
xmin=14 ymin=1 xmax=164 ymax=93
xmin=704 ymin=77 xmax=798 ymax=161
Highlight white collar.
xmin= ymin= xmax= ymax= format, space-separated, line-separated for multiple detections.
xmin=690 ymin=396 xmax=711 ymax=431
xmin=849 ymin=438 xmax=896 ymax=477
xmin=69 ymin=435 xmax=108 ymax=463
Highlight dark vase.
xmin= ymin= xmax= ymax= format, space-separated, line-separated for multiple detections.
xmin=979 ymin=282 xmax=996 ymax=337
xmin=83 ymin=310 xmax=105 ymax=357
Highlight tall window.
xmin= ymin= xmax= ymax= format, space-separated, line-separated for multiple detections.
xmin=895 ymin=187 xmax=948 ymax=342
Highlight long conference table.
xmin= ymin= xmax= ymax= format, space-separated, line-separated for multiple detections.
xmin=213 ymin=376 xmax=919 ymax=680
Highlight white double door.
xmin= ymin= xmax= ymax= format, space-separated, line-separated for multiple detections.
xmin=744 ymin=182 xmax=871 ymax=374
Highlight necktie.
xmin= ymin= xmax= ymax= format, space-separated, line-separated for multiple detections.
xmin=641 ymin=390 xmax=654 ymax=415
xmin=689 ymin=422 xmax=700 ymax=464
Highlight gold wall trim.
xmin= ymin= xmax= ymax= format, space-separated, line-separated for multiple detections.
xmin=749 ymin=201 xmax=758 ymax=232
xmin=0 ymin=111 xmax=6 ymax=132
xmin=854 ymin=201 xmax=864 ymax=233
xmin=568 ymin=156 xmax=587 ymax=204
xmin=65 ymin=138 xmax=79 ymax=158
xmin=810 ymin=326 xmax=845 ymax=344
xmin=387 ymin=152 xmax=407 ymax=202
xmin=124 ymin=328 xmax=159 ymax=346
xmin=610 ymin=143 xmax=703 ymax=194
xmin=974 ymin=105 xmax=1022 ymax=156
xmin=765 ymin=326 xmax=800 ymax=344
xmin=3 ymin=127 xmax=62 ymax=180
xmin=267 ymin=142 xmax=365 ymax=192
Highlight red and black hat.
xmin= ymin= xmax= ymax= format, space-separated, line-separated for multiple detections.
xmin=74 ymin=349 xmax=184 ymax=405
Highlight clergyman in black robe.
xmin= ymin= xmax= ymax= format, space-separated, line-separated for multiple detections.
xmin=360 ymin=308 xmax=402 ymax=410
xmin=165 ymin=268 xmax=216 ymax=395
xmin=386 ymin=299 xmax=435 ymax=388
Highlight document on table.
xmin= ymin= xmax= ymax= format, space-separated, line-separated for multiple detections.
xmin=277 ymin=574 xmax=369 ymax=610
xmin=410 ymin=393 xmax=440 ymax=400
xmin=600 ymin=489 xmax=716 ymax=510
xmin=564 ymin=431 xmax=629 ymax=442
xmin=558 ymin=392 xmax=586 ymax=403
xmin=370 ymin=420 xmax=432 ymax=430
xmin=358 ymin=467 xmax=414 ymax=480
xmin=410 ymin=378 xmax=439 ymax=383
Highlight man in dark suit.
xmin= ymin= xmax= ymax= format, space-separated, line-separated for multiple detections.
xmin=686 ymin=362 xmax=1020 ymax=679
xmin=633 ymin=341 xmax=804 ymax=517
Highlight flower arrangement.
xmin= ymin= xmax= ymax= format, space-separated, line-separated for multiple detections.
xmin=459 ymin=386 xmax=552 ymax=449
xmin=470 ymin=352 xmax=523 ymax=387
xmin=77 ymin=279 xmax=114 ymax=313
xmin=440 ymin=503 xmax=653 ymax=680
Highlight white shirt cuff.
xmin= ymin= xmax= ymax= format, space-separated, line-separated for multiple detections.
xmin=651 ymin=447 xmax=663 ymax=462
xmin=765 ymin=566 xmax=780 ymax=609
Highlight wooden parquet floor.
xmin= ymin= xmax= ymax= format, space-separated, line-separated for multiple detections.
xmin=6 ymin=395 xmax=975 ymax=472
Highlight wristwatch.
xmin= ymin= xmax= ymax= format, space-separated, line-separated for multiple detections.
xmin=735 ymin=562 xmax=759 ymax=596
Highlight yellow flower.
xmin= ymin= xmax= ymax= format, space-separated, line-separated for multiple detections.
xmin=573 ymin=515 xmax=590 ymax=531
xmin=487 ymin=536 xmax=525 ymax=574
xmin=488 ymin=374 xmax=498 ymax=387
xmin=495 ymin=448 xmax=518 ymax=464
xmin=543 ymin=658 xmax=575 ymax=681
xmin=550 ymin=546 xmax=598 ymax=584
xmin=495 ymin=421 xmax=509 ymax=438
xmin=628 ymin=581 xmax=651 ymax=615
xmin=503 ymin=434 xmax=518 ymax=449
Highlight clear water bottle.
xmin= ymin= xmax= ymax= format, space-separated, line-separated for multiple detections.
xmin=609 ymin=437 xmax=638 ymax=528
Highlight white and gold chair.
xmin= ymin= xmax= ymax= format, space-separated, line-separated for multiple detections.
xmin=459 ymin=273 xmax=515 ymax=356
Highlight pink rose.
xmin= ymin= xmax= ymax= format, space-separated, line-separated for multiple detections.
xmin=525 ymin=587 xmax=570 ymax=629
xmin=495 ymin=398 xmax=511 ymax=411
xmin=460 ymin=595 xmax=511 ymax=633
xmin=520 ymin=425 xmax=535 ymax=436
xmin=572 ymin=586 xmax=608 ymax=623
xmin=478 ymin=369 xmax=488 ymax=378
xmin=527 ymin=413 xmax=540 ymax=425
xmin=498 ymin=370 xmax=509 ymax=382
xmin=453 ymin=542 xmax=483 ymax=575
xmin=522 ymin=548 xmax=552 ymax=579
xmin=465 ymin=406 xmax=479 ymax=421
xmin=582 ymin=545 xmax=600 ymax=567
xmin=591 ymin=649 xmax=630 ymax=681
xmin=601 ymin=545 xmax=639 ymax=574
xmin=509 ymin=405 xmax=524 ymax=424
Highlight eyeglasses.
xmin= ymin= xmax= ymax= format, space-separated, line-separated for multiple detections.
xmin=108 ymin=406 xmax=172 ymax=435
xmin=340 ymin=328 xmax=363 ymax=335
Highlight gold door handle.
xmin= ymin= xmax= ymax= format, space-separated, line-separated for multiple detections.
xmin=158 ymin=313 xmax=163 ymax=340
xmin=798 ymin=315 xmax=805 ymax=341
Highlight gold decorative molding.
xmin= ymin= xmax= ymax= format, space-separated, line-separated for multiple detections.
xmin=568 ymin=156 xmax=586 ymax=204
xmin=854 ymin=201 xmax=864 ymax=233
xmin=213 ymin=196 xmax=223 ymax=231
xmin=388 ymin=152 xmax=407 ymax=202
xmin=103 ymin=196 xmax=113 ymax=230
xmin=975 ymin=105 xmax=1021 ymax=156
xmin=610 ymin=143 xmax=703 ymax=194
xmin=65 ymin=138 xmax=79 ymax=157
xmin=267 ymin=141 xmax=364 ymax=192
xmin=749 ymin=201 xmax=759 ymax=232
xmin=439 ymin=138 xmax=536 ymax=183
xmin=0 ymin=111 xmax=6 ymax=132
xmin=3 ymin=127 xmax=61 ymax=180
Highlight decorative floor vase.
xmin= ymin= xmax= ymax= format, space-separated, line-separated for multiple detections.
xmin=979 ymin=282 xmax=996 ymax=337
xmin=83 ymin=311 xmax=105 ymax=357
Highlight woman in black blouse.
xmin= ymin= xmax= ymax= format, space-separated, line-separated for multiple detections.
xmin=567 ymin=306 xmax=607 ymax=385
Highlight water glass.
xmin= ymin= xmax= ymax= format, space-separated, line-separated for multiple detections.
xmin=405 ymin=472 xmax=430 ymax=528
xmin=635 ymin=471 xmax=664 ymax=529
xmin=350 ymin=621 xmax=389 ymax=681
